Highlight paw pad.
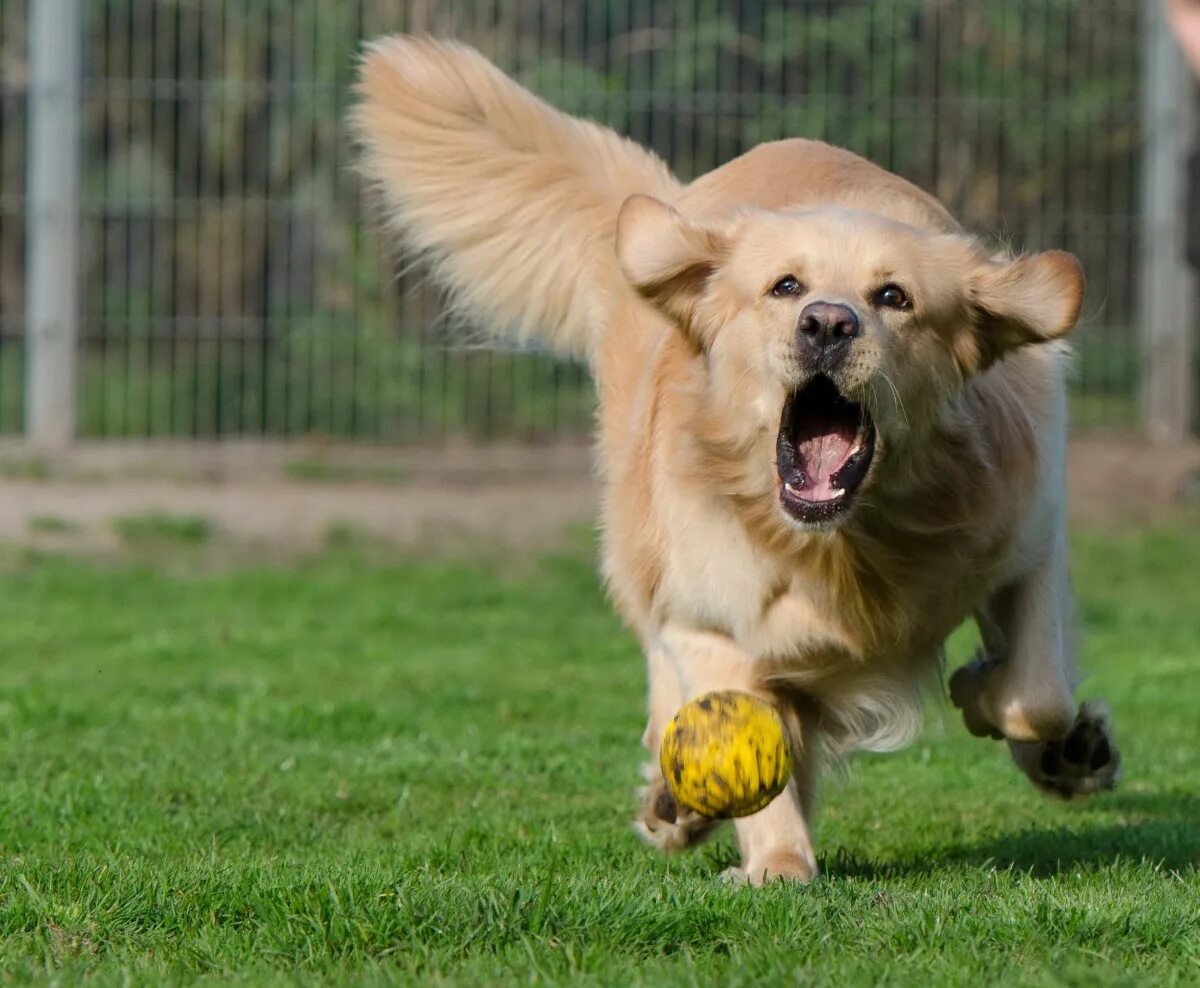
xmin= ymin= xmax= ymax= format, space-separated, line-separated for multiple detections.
xmin=634 ymin=779 xmax=721 ymax=852
xmin=1019 ymin=700 xmax=1120 ymax=799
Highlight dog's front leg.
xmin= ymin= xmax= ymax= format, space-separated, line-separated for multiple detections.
xmin=637 ymin=624 xmax=818 ymax=883
xmin=636 ymin=634 xmax=723 ymax=852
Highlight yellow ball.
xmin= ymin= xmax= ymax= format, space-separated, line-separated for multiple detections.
xmin=659 ymin=690 xmax=792 ymax=819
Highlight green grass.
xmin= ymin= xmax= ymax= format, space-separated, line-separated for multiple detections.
xmin=283 ymin=459 xmax=411 ymax=485
xmin=26 ymin=515 xmax=79 ymax=535
xmin=113 ymin=513 xmax=213 ymax=546
xmin=0 ymin=456 xmax=50 ymax=481
xmin=0 ymin=525 xmax=1197 ymax=986
xmin=70 ymin=339 xmax=596 ymax=444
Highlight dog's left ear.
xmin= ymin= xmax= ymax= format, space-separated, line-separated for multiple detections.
xmin=616 ymin=194 xmax=729 ymax=348
xmin=968 ymin=250 xmax=1085 ymax=369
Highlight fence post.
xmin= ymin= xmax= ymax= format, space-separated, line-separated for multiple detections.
xmin=1140 ymin=1 xmax=1198 ymax=443
xmin=24 ymin=0 xmax=82 ymax=447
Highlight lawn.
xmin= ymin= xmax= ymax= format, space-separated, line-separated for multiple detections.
xmin=0 ymin=524 xmax=1197 ymax=986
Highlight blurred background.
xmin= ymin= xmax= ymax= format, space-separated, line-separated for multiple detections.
xmin=0 ymin=0 xmax=1196 ymax=546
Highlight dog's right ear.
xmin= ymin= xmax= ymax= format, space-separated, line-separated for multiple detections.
xmin=616 ymin=195 xmax=729 ymax=348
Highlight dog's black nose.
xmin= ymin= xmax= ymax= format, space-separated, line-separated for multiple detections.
xmin=798 ymin=302 xmax=860 ymax=362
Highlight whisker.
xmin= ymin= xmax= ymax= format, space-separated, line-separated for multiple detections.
xmin=879 ymin=371 xmax=911 ymax=430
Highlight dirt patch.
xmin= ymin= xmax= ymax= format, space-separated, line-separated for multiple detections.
xmin=0 ymin=438 xmax=596 ymax=562
xmin=1067 ymin=433 xmax=1200 ymax=528
xmin=0 ymin=435 xmax=1194 ymax=562
xmin=0 ymin=477 xmax=596 ymax=563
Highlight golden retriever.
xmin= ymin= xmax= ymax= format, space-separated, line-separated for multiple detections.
xmin=355 ymin=36 xmax=1119 ymax=883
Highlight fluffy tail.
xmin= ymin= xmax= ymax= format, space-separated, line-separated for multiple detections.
xmin=354 ymin=36 xmax=680 ymax=359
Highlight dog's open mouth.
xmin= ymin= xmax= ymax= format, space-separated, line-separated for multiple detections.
xmin=775 ymin=375 xmax=876 ymax=525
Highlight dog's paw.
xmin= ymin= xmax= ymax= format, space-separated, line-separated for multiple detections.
xmin=722 ymin=849 xmax=818 ymax=885
xmin=1009 ymin=700 xmax=1121 ymax=799
xmin=634 ymin=781 xmax=720 ymax=853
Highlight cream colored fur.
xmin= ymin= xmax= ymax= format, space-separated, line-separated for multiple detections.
xmin=354 ymin=37 xmax=678 ymax=358
xmin=356 ymin=36 xmax=1119 ymax=884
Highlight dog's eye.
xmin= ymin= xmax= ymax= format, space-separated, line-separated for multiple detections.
xmin=770 ymin=275 xmax=803 ymax=298
xmin=874 ymin=284 xmax=911 ymax=310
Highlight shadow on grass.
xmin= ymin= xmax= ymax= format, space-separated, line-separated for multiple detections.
xmin=826 ymin=790 xmax=1200 ymax=879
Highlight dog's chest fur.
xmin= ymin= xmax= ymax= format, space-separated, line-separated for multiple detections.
xmin=651 ymin=478 xmax=1012 ymax=673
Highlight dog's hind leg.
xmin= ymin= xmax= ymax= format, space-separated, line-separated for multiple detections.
xmin=950 ymin=532 xmax=1120 ymax=796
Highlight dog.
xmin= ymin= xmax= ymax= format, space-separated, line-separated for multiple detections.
xmin=355 ymin=36 xmax=1119 ymax=883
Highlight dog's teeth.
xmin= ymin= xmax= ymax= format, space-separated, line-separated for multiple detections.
xmin=831 ymin=487 xmax=845 ymax=497
xmin=785 ymin=482 xmax=799 ymax=494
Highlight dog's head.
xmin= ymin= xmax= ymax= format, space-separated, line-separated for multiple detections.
xmin=616 ymin=195 xmax=1084 ymax=530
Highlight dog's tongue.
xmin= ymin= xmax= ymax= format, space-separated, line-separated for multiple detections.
xmin=796 ymin=424 xmax=857 ymax=501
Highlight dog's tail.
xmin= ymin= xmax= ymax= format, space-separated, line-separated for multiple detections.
xmin=355 ymin=36 xmax=680 ymax=360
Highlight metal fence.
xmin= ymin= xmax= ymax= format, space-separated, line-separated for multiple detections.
xmin=0 ymin=1 xmax=1164 ymax=442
